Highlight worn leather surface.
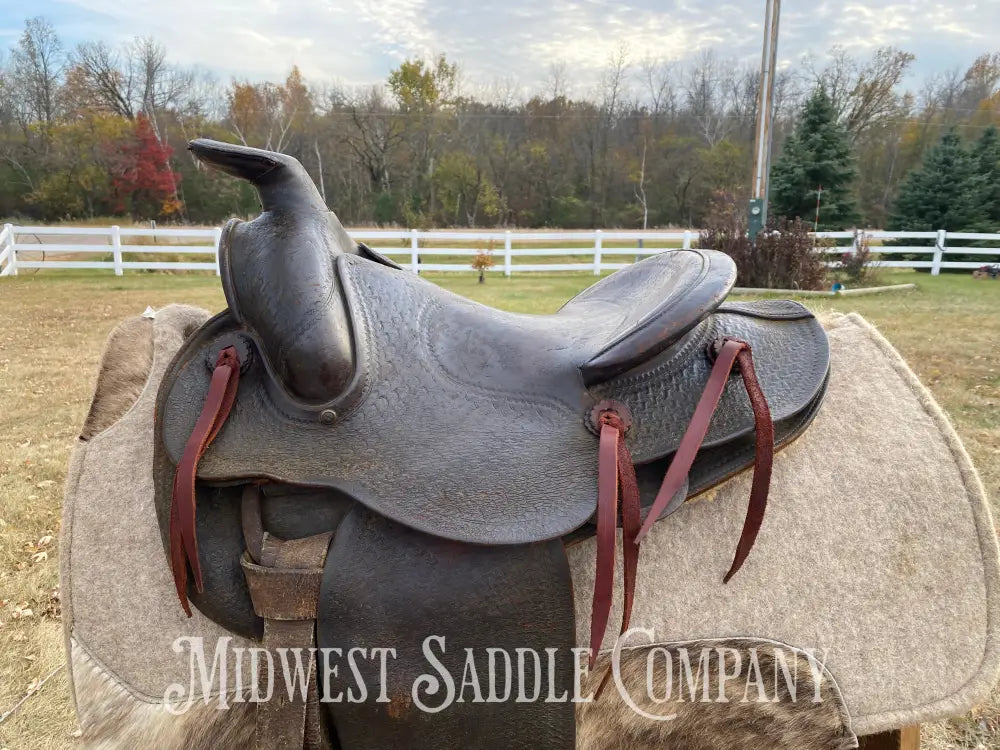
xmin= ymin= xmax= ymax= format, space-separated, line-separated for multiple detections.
xmin=191 ymin=138 xmax=361 ymax=404
xmin=318 ymin=506 xmax=576 ymax=749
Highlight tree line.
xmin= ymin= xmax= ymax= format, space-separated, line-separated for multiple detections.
xmin=2 ymin=16 xmax=999 ymax=231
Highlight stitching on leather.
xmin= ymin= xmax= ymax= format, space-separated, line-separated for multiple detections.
xmin=305 ymin=254 xmax=372 ymax=421
xmin=717 ymin=299 xmax=815 ymax=320
xmin=596 ymin=318 xmax=716 ymax=390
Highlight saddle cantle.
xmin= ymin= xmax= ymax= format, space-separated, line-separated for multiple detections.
xmin=152 ymin=139 xmax=830 ymax=749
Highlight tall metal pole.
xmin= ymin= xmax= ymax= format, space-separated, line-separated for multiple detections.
xmin=762 ymin=0 xmax=780 ymax=210
xmin=748 ymin=0 xmax=781 ymax=239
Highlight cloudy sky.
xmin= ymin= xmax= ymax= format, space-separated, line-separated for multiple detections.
xmin=0 ymin=0 xmax=993 ymax=92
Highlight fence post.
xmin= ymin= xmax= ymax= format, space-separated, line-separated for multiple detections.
xmin=593 ymin=230 xmax=603 ymax=275
xmin=213 ymin=227 xmax=223 ymax=275
xmin=932 ymin=229 xmax=946 ymax=276
xmin=682 ymin=230 xmax=693 ymax=250
xmin=111 ymin=225 xmax=123 ymax=276
xmin=410 ymin=229 xmax=419 ymax=274
xmin=504 ymin=230 xmax=512 ymax=277
xmin=2 ymin=223 xmax=14 ymax=276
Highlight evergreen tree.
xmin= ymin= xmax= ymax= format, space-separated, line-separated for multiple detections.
xmin=888 ymin=129 xmax=984 ymax=232
xmin=770 ymin=87 xmax=858 ymax=230
xmin=971 ymin=125 xmax=1000 ymax=229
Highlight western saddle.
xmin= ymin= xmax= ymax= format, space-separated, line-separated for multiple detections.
xmin=153 ymin=139 xmax=830 ymax=748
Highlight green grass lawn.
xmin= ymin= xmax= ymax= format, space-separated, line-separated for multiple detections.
xmin=0 ymin=267 xmax=998 ymax=748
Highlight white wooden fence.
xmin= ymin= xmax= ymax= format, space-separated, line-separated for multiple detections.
xmin=1 ymin=224 xmax=997 ymax=278
xmin=813 ymin=230 xmax=1000 ymax=274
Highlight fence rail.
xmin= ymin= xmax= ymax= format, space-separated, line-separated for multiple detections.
xmin=1 ymin=224 xmax=997 ymax=277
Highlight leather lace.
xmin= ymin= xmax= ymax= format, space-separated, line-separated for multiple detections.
xmin=170 ymin=346 xmax=240 ymax=616
xmin=589 ymin=337 xmax=774 ymax=676
xmin=589 ymin=409 xmax=641 ymax=670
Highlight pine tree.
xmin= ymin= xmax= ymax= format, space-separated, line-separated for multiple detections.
xmin=770 ymin=87 xmax=858 ymax=230
xmin=971 ymin=125 xmax=1000 ymax=229
xmin=888 ymin=129 xmax=984 ymax=232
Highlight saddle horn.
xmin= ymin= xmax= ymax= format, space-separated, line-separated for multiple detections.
xmin=190 ymin=138 xmax=358 ymax=404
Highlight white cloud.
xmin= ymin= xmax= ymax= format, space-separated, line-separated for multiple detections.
xmin=7 ymin=0 xmax=997 ymax=90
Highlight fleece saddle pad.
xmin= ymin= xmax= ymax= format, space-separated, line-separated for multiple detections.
xmin=62 ymin=306 xmax=999 ymax=748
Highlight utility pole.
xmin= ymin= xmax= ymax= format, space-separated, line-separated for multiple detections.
xmin=748 ymin=0 xmax=781 ymax=240
xmin=813 ymin=185 xmax=823 ymax=231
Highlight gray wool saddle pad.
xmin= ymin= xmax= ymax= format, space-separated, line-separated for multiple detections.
xmin=62 ymin=305 xmax=1000 ymax=747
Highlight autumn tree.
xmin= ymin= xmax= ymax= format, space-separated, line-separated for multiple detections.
xmin=69 ymin=38 xmax=189 ymax=122
xmin=26 ymin=112 xmax=131 ymax=219
xmin=387 ymin=55 xmax=458 ymax=224
xmin=7 ymin=15 xmax=1000 ymax=230
xmin=810 ymin=46 xmax=915 ymax=140
xmin=111 ymin=114 xmax=182 ymax=218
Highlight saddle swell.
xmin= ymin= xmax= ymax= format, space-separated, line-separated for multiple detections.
xmin=152 ymin=139 xmax=832 ymax=750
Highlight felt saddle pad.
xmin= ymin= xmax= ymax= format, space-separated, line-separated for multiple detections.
xmin=61 ymin=306 xmax=999 ymax=744
xmin=570 ymin=311 xmax=1000 ymax=736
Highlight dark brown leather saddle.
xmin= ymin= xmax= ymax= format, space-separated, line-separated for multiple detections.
xmin=153 ymin=139 xmax=830 ymax=748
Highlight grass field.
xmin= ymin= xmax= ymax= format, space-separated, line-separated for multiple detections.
xmin=0 ymin=268 xmax=998 ymax=748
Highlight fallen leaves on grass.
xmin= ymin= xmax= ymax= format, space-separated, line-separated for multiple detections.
xmin=24 ymin=534 xmax=56 ymax=561
xmin=10 ymin=603 xmax=33 ymax=619
xmin=43 ymin=588 xmax=60 ymax=619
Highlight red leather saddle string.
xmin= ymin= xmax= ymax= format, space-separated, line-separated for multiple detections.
xmin=170 ymin=346 xmax=240 ymax=616
xmin=589 ymin=337 xmax=774 ymax=673
xmin=589 ymin=409 xmax=641 ymax=671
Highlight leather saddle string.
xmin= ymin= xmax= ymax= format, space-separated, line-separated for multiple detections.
xmin=723 ymin=345 xmax=774 ymax=583
xmin=589 ymin=410 xmax=641 ymax=673
xmin=634 ymin=337 xmax=775 ymax=583
xmin=587 ymin=340 xmax=774 ymax=697
xmin=169 ymin=346 xmax=240 ymax=616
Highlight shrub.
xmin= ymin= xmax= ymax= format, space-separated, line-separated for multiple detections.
xmin=698 ymin=192 xmax=828 ymax=290
xmin=471 ymin=241 xmax=495 ymax=283
xmin=835 ymin=231 xmax=882 ymax=285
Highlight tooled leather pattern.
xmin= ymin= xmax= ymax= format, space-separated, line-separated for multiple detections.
xmin=421 ymin=299 xmax=581 ymax=418
xmin=573 ymin=254 xmax=708 ymax=345
xmin=345 ymin=257 xmax=578 ymax=428
xmin=592 ymin=300 xmax=829 ymax=464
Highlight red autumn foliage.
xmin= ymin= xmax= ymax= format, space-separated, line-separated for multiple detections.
xmin=111 ymin=115 xmax=182 ymax=218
